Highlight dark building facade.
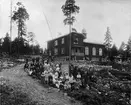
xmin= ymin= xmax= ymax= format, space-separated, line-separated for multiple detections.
xmin=47 ymin=32 xmax=105 ymax=61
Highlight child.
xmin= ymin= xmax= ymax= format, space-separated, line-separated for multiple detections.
xmin=41 ymin=71 xmax=45 ymax=84
xmin=59 ymin=82 xmax=64 ymax=90
xmin=54 ymin=71 xmax=59 ymax=80
xmin=77 ymin=72 xmax=81 ymax=80
xmin=59 ymin=76 xmax=64 ymax=90
xmin=76 ymin=72 xmax=82 ymax=89
xmin=65 ymin=73 xmax=69 ymax=80
xmin=69 ymin=75 xmax=75 ymax=90
xmin=43 ymin=70 xmax=49 ymax=84
xmin=48 ymin=72 xmax=53 ymax=86
xmin=64 ymin=80 xmax=71 ymax=90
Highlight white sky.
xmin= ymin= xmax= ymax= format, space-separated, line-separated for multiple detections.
xmin=0 ymin=0 xmax=131 ymax=49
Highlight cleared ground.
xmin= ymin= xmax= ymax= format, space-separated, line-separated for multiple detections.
xmin=0 ymin=64 xmax=82 ymax=105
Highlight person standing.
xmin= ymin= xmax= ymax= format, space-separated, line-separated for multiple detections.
xmin=30 ymin=58 xmax=35 ymax=76
xmin=24 ymin=59 xmax=29 ymax=73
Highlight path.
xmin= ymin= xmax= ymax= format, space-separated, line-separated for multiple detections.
xmin=0 ymin=64 xmax=82 ymax=105
xmin=61 ymin=63 xmax=69 ymax=73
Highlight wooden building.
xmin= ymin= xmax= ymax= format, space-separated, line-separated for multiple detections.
xmin=47 ymin=32 xmax=105 ymax=61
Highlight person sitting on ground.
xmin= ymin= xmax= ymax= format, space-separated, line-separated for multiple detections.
xmin=77 ymin=72 xmax=81 ymax=80
xmin=48 ymin=67 xmax=53 ymax=73
xmin=58 ymin=70 xmax=62 ymax=78
xmin=41 ymin=71 xmax=45 ymax=84
xmin=44 ymin=60 xmax=50 ymax=71
xmin=48 ymin=71 xmax=53 ymax=86
xmin=52 ymin=72 xmax=58 ymax=84
xmin=54 ymin=71 xmax=59 ymax=80
xmin=56 ymin=65 xmax=60 ymax=72
xmin=69 ymin=74 xmax=76 ymax=90
xmin=69 ymin=74 xmax=75 ymax=83
xmin=76 ymin=72 xmax=82 ymax=89
xmin=65 ymin=72 xmax=69 ymax=81
xmin=35 ymin=60 xmax=41 ymax=78
xmin=59 ymin=81 xmax=64 ymax=90
xmin=64 ymin=79 xmax=71 ymax=90
xmin=39 ymin=62 xmax=44 ymax=76
xmin=55 ymin=78 xmax=62 ymax=90
xmin=24 ymin=59 xmax=29 ymax=72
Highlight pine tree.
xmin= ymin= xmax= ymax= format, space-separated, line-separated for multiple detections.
xmin=110 ymin=44 xmax=118 ymax=61
xmin=104 ymin=27 xmax=113 ymax=50
xmin=119 ymin=42 xmax=126 ymax=51
xmin=104 ymin=27 xmax=113 ymax=57
xmin=61 ymin=0 xmax=80 ymax=63
xmin=27 ymin=32 xmax=35 ymax=45
xmin=2 ymin=33 xmax=10 ymax=53
xmin=119 ymin=42 xmax=126 ymax=57
xmin=127 ymin=35 xmax=131 ymax=56
xmin=12 ymin=2 xmax=29 ymax=38
xmin=61 ymin=0 xmax=80 ymax=28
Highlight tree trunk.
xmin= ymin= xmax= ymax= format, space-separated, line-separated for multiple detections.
xmin=69 ymin=14 xmax=72 ymax=76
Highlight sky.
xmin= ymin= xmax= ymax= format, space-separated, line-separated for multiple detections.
xmin=0 ymin=0 xmax=131 ymax=49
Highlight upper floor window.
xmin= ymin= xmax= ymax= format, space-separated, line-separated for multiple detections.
xmin=54 ymin=48 xmax=58 ymax=55
xmin=74 ymin=38 xmax=78 ymax=44
xmin=92 ymin=47 xmax=96 ymax=56
xmin=54 ymin=40 xmax=58 ymax=46
xmin=99 ymin=48 xmax=103 ymax=56
xmin=61 ymin=38 xmax=64 ymax=44
xmin=85 ymin=47 xmax=89 ymax=55
xmin=61 ymin=48 xmax=65 ymax=54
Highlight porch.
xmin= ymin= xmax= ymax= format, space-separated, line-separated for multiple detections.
xmin=71 ymin=46 xmax=84 ymax=60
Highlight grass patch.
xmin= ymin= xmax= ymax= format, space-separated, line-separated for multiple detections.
xmin=0 ymin=79 xmax=37 ymax=105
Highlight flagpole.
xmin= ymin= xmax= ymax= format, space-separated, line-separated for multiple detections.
xmin=69 ymin=13 xmax=72 ymax=76
xmin=10 ymin=0 xmax=13 ymax=55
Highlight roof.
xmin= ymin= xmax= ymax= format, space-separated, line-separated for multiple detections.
xmin=72 ymin=45 xmax=85 ymax=48
xmin=47 ymin=34 xmax=68 ymax=42
xmin=47 ymin=32 xmax=85 ymax=42
xmin=84 ymin=39 xmax=104 ymax=45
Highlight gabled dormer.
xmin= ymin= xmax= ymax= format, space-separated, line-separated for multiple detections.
xmin=71 ymin=32 xmax=86 ymax=47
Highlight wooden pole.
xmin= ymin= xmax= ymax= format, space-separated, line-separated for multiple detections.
xmin=69 ymin=14 xmax=72 ymax=76
xmin=69 ymin=24 xmax=71 ymax=63
xmin=10 ymin=0 xmax=12 ymax=55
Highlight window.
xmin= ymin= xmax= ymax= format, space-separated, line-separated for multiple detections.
xmin=75 ymin=48 xmax=80 ymax=53
xmin=85 ymin=47 xmax=89 ymax=55
xmin=54 ymin=48 xmax=58 ymax=55
xmin=54 ymin=40 xmax=58 ymax=46
xmin=61 ymin=48 xmax=65 ymax=54
xmin=61 ymin=38 xmax=64 ymax=44
xmin=49 ymin=50 xmax=51 ymax=56
xmin=92 ymin=47 xmax=96 ymax=56
xmin=74 ymin=38 xmax=78 ymax=44
xmin=91 ymin=57 xmax=99 ymax=61
xmin=99 ymin=48 xmax=103 ymax=56
xmin=72 ymin=49 xmax=75 ymax=55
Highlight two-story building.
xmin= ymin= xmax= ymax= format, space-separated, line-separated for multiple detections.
xmin=47 ymin=32 xmax=105 ymax=61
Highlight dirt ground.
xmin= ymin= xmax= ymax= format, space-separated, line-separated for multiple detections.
xmin=0 ymin=64 xmax=82 ymax=105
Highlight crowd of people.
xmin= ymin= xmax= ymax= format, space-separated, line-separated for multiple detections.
xmin=24 ymin=57 xmax=124 ymax=92
xmin=23 ymin=57 xmax=131 ymax=105
xmin=24 ymin=58 xmax=92 ymax=91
